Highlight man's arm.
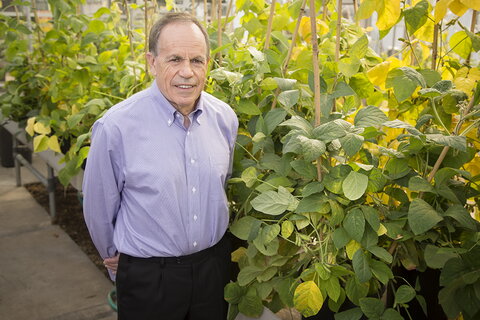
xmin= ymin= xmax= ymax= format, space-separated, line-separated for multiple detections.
xmin=82 ymin=121 xmax=123 ymax=262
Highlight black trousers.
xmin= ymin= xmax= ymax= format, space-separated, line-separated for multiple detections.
xmin=116 ymin=235 xmax=231 ymax=320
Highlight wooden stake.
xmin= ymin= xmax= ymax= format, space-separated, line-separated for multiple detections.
xmin=145 ymin=0 xmax=149 ymax=77
xmin=309 ymin=0 xmax=322 ymax=181
xmin=217 ymin=0 xmax=223 ymax=64
xmin=264 ymin=0 xmax=277 ymax=50
xmin=223 ymin=0 xmax=234 ymax=32
xmin=335 ymin=0 xmax=342 ymax=62
xmin=204 ymin=0 xmax=207 ymax=24
xmin=192 ymin=0 xmax=196 ymax=16
xmin=466 ymin=10 xmax=477 ymax=65
xmin=431 ymin=0 xmax=440 ymax=70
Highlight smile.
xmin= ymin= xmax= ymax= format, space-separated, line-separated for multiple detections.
xmin=176 ymin=85 xmax=195 ymax=89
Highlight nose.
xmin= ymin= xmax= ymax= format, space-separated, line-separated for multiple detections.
xmin=179 ymin=60 xmax=194 ymax=78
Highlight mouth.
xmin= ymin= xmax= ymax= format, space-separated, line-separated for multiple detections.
xmin=175 ymin=84 xmax=196 ymax=89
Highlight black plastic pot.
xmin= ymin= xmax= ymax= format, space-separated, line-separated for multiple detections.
xmin=0 ymin=125 xmax=14 ymax=167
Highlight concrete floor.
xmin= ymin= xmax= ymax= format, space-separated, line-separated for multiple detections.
xmin=0 ymin=154 xmax=116 ymax=320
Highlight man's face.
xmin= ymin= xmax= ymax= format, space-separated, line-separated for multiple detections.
xmin=147 ymin=22 xmax=209 ymax=114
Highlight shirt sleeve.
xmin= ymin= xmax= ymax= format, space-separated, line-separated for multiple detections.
xmin=82 ymin=120 xmax=124 ymax=260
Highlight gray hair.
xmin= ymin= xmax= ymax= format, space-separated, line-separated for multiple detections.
xmin=148 ymin=12 xmax=210 ymax=58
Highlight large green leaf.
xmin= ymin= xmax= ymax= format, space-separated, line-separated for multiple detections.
xmin=278 ymin=89 xmax=300 ymax=109
xmin=238 ymin=265 xmax=264 ymax=286
xmin=344 ymin=208 xmax=365 ymax=243
xmin=385 ymin=158 xmax=411 ymax=179
xmin=296 ymin=193 xmax=328 ymax=214
xmin=264 ymin=108 xmax=287 ymax=134
xmin=332 ymin=227 xmax=351 ymax=249
xmin=294 ymin=281 xmax=324 ymax=317
xmin=404 ymin=0 xmax=428 ymax=34
xmin=353 ymin=250 xmax=372 ymax=283
xmin=369 ymin=260 xmax=394 ymax=285
xmin=280 ymin=116 xmax=313 ymax=135
xmin=345 ymin=277 xmax=369 ymax=305
xmin=342 ymin=171 xmax=368 ymax=201
xmin=408 ymin=175 xmax=434 ymax=192
xmin=238 ymin=287 xmax=264 ymax=318
xmin=368 ymin=246 xmax=393 ymax=264
xmin=230 ymin=216 xmax=261 ymax=240
xmin=241 ymin=167 xmax=258 ymax=187
xmin=237 ymin=100 xmax=262 ymax=115
xmin=426 ymin=134 xmax=467 ymax=152
xmin=312 ymin=120 xmax=349 ymax=142
xmin=424 ymin=245 xmax=459 ymax=269
xmin=251 ymin=186 xmax=298 ymax=215
xmin=339 ymin=133 xmax=364 ymax=157
xmin=224 ymin=282 xmax=245 ymax=304
xmin=291 ymin=159 xmax=318 ymax=180
xmin=350 ymin=35 xmax=369 ymax=59
xmin=359 ymin=297 xmax=385 ymax=318
xmin=408 ymin=199 xmax=443 ymax=235
xmin=297 ymin=136 xmax=326 ymax=161
xmin=444 ymin=205 xmax=478 ymax=230
xmin=362 ymin=206 xmax=380 ymax=232
xmin=354 ymin=105 xmax=388 ymax=128
xmin=324 ymin=165 xmax=353 ymax=195
xmin=334 ymin=307 xmax=363 ymax=320
xmin=394 ymin=285 xmax=416 ymax=305
xmin=386 ymin=67 xmax=426 ymax=102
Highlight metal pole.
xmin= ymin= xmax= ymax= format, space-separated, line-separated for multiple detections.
xmin=47 ymin=165 xmax=56 ymax=221
xmin=13 ymin=137 xmax=21 ymax=187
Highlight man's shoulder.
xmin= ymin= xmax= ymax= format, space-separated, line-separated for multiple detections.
xmin=201 ymin=92 xmax=236 ymax=119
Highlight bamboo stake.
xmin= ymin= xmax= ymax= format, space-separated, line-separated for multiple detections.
xmin=322 ymin=0 xmax=328 ymax=21
xmin=431 ymin=0 xmax=440 ymax=70
xmin=192 ymin=0 xmax=196 ymax=16
xmin=466 ymin=10 xmax=477 ymax=65
xmin=223 ymin=0 xmax=234 ymax=32
xmin=353 ymin=0 xmax=358 ymax=18
xmin=335 ymin=0 xmax=342 ymax=61
xmin=145 ymin=0 xmax=150 ymax=77
xmin=212 ymin=0 xmax=217 ymax=22
xmin=271 ymin=0 xmax=307 ymax=110
xmin=204 ymin=0 xmax=207 ymax=24
xmin=264 ymin=0 xmax=277 ymax=50
xmin=309 ymin=0 xmax=322 ymax=181
xmin=217 ymin=0 xmax=223 ymax=64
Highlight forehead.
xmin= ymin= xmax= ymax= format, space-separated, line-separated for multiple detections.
xmin=157 ymin=22 xmax=207 ymax=57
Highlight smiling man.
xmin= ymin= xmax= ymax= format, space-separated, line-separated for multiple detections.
xmin=82 ymin=12 xmax=238 ymax=320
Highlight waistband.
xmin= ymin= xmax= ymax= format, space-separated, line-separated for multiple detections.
xmin=120 ymin=234 xmax=228 ymax=266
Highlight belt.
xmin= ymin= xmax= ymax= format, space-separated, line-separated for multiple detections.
xmin=121 ymin=234 xmax=227 ymax=266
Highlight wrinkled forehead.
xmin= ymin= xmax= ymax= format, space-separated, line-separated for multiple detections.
xmin=157 ymin=22 xmax=208 ymax=57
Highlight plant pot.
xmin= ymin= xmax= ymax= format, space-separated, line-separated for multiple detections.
xmin=302 ymin=299 xmax=366 ymax=320
xmin=0 ymin=125 xmax=14 ymax=167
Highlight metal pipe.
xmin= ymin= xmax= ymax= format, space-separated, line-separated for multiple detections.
xmin=15 ymin=153 xmax=48 ymax=186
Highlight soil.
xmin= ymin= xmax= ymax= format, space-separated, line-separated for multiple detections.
xmin=24 ymin=181 xmax=109 ymax=279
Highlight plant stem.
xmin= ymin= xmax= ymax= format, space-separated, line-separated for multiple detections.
xmin=223 ymin=0 xmax=234 ymax=31
xmin=264 ymin=0 xmax=277 ymax=51
xmin=335 ymin=0 xmax=342 ymax=62
xmin=309 ymin=0 xmax=322 ymax=181
xmin=192 ymin=0 xmax=196 ymax=16
xmin=204 ymin=0 xmax=207 ymax=24
xmin=466 ymin=10 xmax=478 ymax=65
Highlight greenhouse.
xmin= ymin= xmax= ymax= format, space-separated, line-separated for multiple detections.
xmin=0 ymin=0 xmax=479 ymax=319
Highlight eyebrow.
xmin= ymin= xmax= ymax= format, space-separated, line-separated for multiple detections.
xmin=166 ymin=54 xmax=206 ymax=61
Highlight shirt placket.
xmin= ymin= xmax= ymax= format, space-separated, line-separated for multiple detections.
xmin=184 ymin=118 xmax=201 ymax=251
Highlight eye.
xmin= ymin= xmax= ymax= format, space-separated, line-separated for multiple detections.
xmin=169 ymin=57 xmax=182 ymax=63
xmin=192 ymin=58 xmax=204 ymax=64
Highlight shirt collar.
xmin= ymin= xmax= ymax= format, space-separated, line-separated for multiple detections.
xmin=149 ymin=81 xmax=204 ymax=127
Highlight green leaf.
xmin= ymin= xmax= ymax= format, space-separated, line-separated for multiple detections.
xmin=281 ymin=220 xmax=294 ymax=238
xmin=386 ymin=67 xmax=426 ymax=102
xmin=275 ymin=277 xmax=297 ymax=308
xmin=274 ymin=77 xmax=297 ymax=90
xmin=333 ymin=227 xmax=351 ymax=249
xmin=324 ymin=276 xmax=341 ymax=302
xmin=238 ymin=287 xmax=264 ymax=318
xmin=362 ymin=206 xmax=380 ymax=232
xmin=312 ymin=120 xmax=349 ymax=142
xmin=224 ymin=282 xmax=245 ymax=304
xmin=238 ymin=265 xmax=264 ymax=286
xmin=394 ymin=285 xmax=416 ymax=305
xmin=354 ymin=105 xmax=388 ymax=128
xmin=367 ymin=168 xmax=388 ymax=192
xmin=230 ymin=216 xmax=260 ymax=240
xmin=251 ymin=187 xmax=298 ymax=216
xmin=359 ymin=297 xmax=385 ymax=318
xmin=339 ymin=133 xmax=364 ymax=157
xmin=350 ymin=35 xmax=369 ymax=59
xmin=369 ymin=260 xmax=394 ymax=285
xmin=386 ymin=158 xmax=411 ymax=179
xmin=345 ymin=277 xmax=369 ymax=305
xmin=329 ymin=200 xmax=345 ymax=226
xmin=258 ymin=266 xmax=278 ymax=282
xmin=342 ymin=171 xmax=368 ymax=201
xmin=353 ymin=250 xmax=372 ymax=283
xmin=344 ymin=208 xmax=365 ymax=242
xmin=424 ymin=245 xmax=459 ymax=269
xmin=290 ymin=159 xmax=318 ymax=180
xmin=297 ymin=136 xmax=326 ymax=161
xmin=324 ymin=165 xmax=352 ymax=194
xmin=294 ymin=281 xmax=324 ymax=317
xmin=280 ymin=116 xmax=313 ymax=135
xmin=408 ymin=176 xmax=434 ymax=192
xmin=408 ymin=199 xmax=443 ymax=235
xmin=383 ymin=119 xmax=422 ymax=135
xmin=302 ymin=182 xmax=325 ymax=197
xmin=264 ymin=108 xmax=287 ymax=134
xmin=332 ymin=81 xmax=356 ymax=98
xmin=368 ymin=246 xmax=393 ymax=264
xmin=338 ymin=58 xmax=361 ymax=78
xmin=278 ymin=90 xmax=300 ymax=109
xmin=426 ymin=134 xmax=467 ymax=152
xmin=444 ymin=204 xmax=478 ymax=230
xmin=382 ymin=308 xmax=404 ymax=320
xmin=296 ymin=194 xmax=327 ymax=213
xmin=334 ymin=307 xmax=363 ymax=320
xmin=404 ymin=0 xmax=428 ymax=34
xmin=237 ymin=100 xmax=262 ymax=115
xmin=241 ymin=167 xmax=258 ymax=187
xmin=85 ymin=19 xmax=106 ymax=34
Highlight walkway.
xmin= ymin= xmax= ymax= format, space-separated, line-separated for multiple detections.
xmin=0 ymin=154 xmax=116 ymax=320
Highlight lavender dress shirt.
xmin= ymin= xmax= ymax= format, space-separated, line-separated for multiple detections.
xmin=82 ymin=82 xmax=238 ymax=267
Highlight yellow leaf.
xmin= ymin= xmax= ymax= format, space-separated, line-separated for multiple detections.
xmin=33 ymin=135 xmax=49 ymax=152
xmin=377 ymin=223 xmax=388 ymax=236
xmin=48 ymin=135 xmax=62 ymax=153
xmin=414 ymin=18 xmax=435 ymax=42
xmin=281 ymin=220 xmax=294 ymax=238
xmin=376 ymin=0 xmax=401 ymax=31
xmin=434 ymin=0 xmax=453 ymax=23
xmin=356 ymin=0 xmax=377 ymax=21
xmin=346 ymin=240 xmax=362 ymax=259
xmin=26 ymin=117 xmax=35 ymax=136
xmin=294 ymin=281 xmax=324 ymax=317
xmin=454 ymin=67 xmax=480 ymax=94
xmin=298 ymin=17 xmax=330 ymax=41
xmin=231 ymin=247 xmax=247 ymax=262
xmin=459 ymin=0 xmax=480 ymax=10
xmin=367 ymin=61 xmax=391 ymax=88
xmin=449 ymin=0 xmax=468 ymax=16
xmin=33 ymin=122 xmax=51 ymax=135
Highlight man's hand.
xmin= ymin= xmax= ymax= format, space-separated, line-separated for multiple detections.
xmin=103 ymin=254 xmax=120 ymax=274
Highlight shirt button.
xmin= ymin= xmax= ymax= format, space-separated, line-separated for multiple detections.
xmin=190 ymin=159 xmax=195 ymax=164
xmin=192 ymin=187 xmax=196 ymax=193
xmin=167 ymin=119 xmax=172 ymax=125
xmin=193 ymin=241 xmax=197 ymax=247
xmin=187 ymin=131 xmax=191 ymax=135
xmin=193 ymin=215 xmax=198 ymax=221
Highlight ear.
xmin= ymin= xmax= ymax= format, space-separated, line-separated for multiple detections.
xmin=146 ymin=52 xmax=157 ymax=76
